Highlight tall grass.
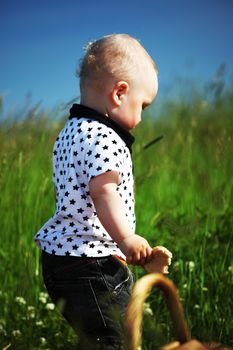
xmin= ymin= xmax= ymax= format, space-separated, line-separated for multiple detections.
xmin=0 ymin=73 xmax=233 ymax=349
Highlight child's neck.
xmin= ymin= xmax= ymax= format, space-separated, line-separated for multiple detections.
xmin=80 ymin=91 xmax=110 ymax=118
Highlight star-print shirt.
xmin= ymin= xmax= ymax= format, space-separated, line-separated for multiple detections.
xmin=34 ymin=104 xmax=136 ymax=259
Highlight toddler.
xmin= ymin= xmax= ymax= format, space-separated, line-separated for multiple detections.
xmin=35 ymin=34 xmax=171 ymax=350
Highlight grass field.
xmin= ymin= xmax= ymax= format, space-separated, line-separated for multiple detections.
xmin=0 ymin=74 xmax=233 ymax=349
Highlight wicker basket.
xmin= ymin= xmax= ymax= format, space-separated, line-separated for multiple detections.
xmin=125 ymin=274 xmax=231 ymax=350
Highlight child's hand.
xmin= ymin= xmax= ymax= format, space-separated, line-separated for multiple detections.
xmin=118 ymin=234 xmax=152 ymax=265
xmin=142 ymin=246 xmax=172 ymax=274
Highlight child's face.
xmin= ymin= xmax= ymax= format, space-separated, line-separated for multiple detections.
xmin=110 ymin=68 xmax=158 ymax=131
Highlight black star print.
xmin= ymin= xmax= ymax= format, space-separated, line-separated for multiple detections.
xmin=67 ymin=237 xmax=73 ymax=242
xmin=39 ymin=117 xmax=136 ymax=258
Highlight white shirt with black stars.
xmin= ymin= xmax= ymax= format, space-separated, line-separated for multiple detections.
xmin=34 ymin=117 xmax=135 ymax=258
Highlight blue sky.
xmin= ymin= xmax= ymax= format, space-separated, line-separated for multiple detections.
xmin=1 ymin=0 xmax=233 ymax=115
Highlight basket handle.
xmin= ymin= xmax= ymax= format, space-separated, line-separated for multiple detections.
xmin=125 ymin=273 xmax=190 ymax=350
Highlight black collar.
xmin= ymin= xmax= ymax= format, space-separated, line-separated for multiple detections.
xmin=69 ymin=104 xmax=135 ymax=153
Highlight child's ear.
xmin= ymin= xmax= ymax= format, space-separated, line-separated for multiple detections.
xmin=111 ymin=81 xmax=129 ymax=106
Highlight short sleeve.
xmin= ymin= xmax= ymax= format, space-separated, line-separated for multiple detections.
xmin=83 ymin=125 xmax=125 ymax=182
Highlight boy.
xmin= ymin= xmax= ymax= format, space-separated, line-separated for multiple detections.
xmin=35 ymin=34 xmax=172 ymax=350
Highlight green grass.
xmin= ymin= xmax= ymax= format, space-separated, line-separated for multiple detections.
xmin=0 ymin=76 xmax=233 ymax=349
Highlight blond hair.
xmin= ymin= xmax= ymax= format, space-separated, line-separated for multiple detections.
xmin=77 ymin=34 xmax=158 ymax=92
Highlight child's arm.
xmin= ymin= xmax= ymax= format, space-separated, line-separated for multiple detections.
xmin=89 ymin=171 xmax=152 ymax=265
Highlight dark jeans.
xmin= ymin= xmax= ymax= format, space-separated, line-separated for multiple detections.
xmin=41 ymin=251 xmax=134 ymax=350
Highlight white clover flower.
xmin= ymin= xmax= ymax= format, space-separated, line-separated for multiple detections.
xmin=0 ymin=324 xmax=7 ymax=337
xmin=183 ymin=283 xmax=187 ymax=289
xmin=28 ymin=310 xmax=36 ymax=319
xmin=27 ymin=305 xmax=36 ymax=318
xmin=194 ymin=304 xmax=200 ymax=309
xmin=173 ymin=261 xmax=180 ymax=269
xmin=188 ymin=261 xmax=195 ymax=272
xmin=39 ymin=292 xmax=48 ymax=299
xmin=15 ymin=296 xmax=26 ymax=305
xmin=39 ymin=296 xmax=47 ymax=304
xmin=36 ymin=320 xmax=44 ymax=327
xmin=40 ymin=337 xmax=47 ymax=345
xmin=27 ymin=305 xmax=35 ymax=311
xmin=46 ymin=303 xmax=55 ymax=311
xmin=143 ymin=302 xmax=153 ymax=316
xmin=12 ymin=329 xmax=22 ymax=337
